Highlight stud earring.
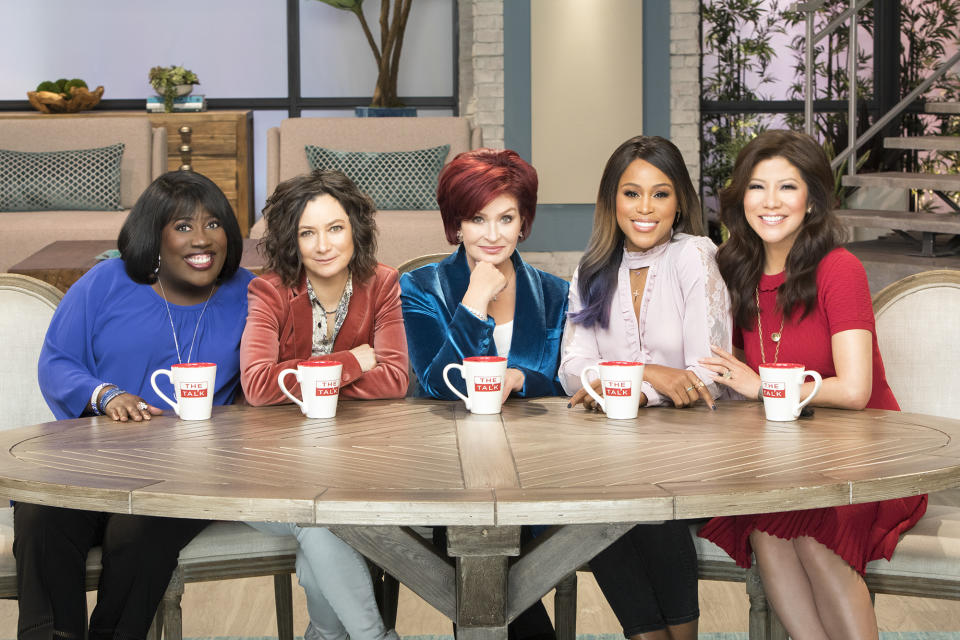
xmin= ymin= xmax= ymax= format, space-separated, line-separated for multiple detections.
xmin=456 ymin=230 xmax=463 ymax=243
xmin=519 ymin=231 xmax=524 ymax=240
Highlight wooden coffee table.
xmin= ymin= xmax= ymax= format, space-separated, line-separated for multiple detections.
xmin=2 ymin=397 xmax=959 ymax=639
xmin=8 ymin=239 xmax=265 ymax=293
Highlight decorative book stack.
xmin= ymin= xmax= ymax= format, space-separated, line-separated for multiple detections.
xmin=145 ymin=95 xmax=206 ymax=112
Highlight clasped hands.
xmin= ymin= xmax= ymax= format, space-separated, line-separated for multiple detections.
xmin=569 ymin=364 xmax=715 ymax=412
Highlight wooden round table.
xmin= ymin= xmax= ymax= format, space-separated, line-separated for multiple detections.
xmin=2 ymin=397 xmax=959 ymax=639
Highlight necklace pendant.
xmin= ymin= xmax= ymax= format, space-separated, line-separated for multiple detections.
xmin=771 ymin=332 xmax=781 ymax=343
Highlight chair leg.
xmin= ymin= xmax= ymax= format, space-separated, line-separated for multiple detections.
xmin=553 ymin=573 xmax=577 ymax=640
xmin=380 ymin=573 xmax=400 ymax=630
xmin=146 ymin=608 xmax=162 ymax=640
xmin=161 ymin=566 xmax=185 ymax=640
xmin=274 ymin=573 xmax=295 ymax=640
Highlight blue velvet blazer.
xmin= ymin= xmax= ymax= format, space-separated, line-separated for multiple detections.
xmin=399 ymin=245 xmax=569 ymax=399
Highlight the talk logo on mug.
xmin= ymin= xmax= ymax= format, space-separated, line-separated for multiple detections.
xmin=762 ymin=382 xmax=786 ymax=399
xmin=315 ymin=380 xmax=339 ymax=397
xmin=604 ymin=380 xmax=632 ymax=397
xmin=474 ymin=376 xmax=502 ymax=393
xmin=179 ymin=381 xmax=209 ymax=398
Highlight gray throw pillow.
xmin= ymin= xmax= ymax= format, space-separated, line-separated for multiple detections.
xmin=305 ymin=144 xmax=449 ymax=210
xmin=0 ymin=143 xmax=125 ymax=212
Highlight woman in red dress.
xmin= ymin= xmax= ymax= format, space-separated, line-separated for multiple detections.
xmin=698 ymin=130 xmax=927 ymax=639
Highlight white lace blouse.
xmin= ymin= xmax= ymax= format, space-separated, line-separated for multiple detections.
xmin=559 ymin=233 xmax=733 ymax=406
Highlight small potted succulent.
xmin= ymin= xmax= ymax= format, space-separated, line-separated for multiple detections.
xmin=149 ymin=65 xmax=200 ymax=113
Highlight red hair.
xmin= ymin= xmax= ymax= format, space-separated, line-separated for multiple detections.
xmin=436 ymin=148 xmax=538 ymax=244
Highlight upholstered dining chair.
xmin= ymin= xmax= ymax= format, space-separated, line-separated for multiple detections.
xmin=0 ymin=273 xmax=298 ymax=640
xmin=397 ymin=253 xmax=450 ymax=399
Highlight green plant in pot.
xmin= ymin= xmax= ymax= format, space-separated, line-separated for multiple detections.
xmin=313 ymin=0 xmax=412 ymax=112
xmin=149 ymin=65 xmax=200 ymax=113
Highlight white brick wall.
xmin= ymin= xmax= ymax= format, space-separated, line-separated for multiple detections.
xmin=458 ymin=0 xmax=701 ymax=173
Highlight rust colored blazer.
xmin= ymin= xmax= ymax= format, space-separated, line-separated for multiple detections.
xmin=240 ymin=264 xmax=409 ymax=405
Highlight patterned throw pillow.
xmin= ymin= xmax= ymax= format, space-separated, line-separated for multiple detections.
xmin=305 ymin=144 xmax=450 ymax=210
xmin=0 ymin=143 xmax=125 ymax=212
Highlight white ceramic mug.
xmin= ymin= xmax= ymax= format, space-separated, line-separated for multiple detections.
xmin=150 ymin=362 xmax=217 ymax=420
xmin=579 ymin=361 xmax=645 ymax=420
xmin=278 ymin=360 xmax=343 ymax=419
xmin=759 ymin=362 xmax=823 ymax=422
xmin=442 ymin=356 xmax=508 ymax=415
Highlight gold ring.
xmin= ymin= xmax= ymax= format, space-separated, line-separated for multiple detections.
xmin=696 ymin=380 xmax=705 ymax=389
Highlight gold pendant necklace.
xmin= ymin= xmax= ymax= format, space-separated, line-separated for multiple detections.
xmin=756 ymin=287 xmax=784 ymax=363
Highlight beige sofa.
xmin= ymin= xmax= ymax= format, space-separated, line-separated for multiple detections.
xmin=0 ymin=117 xmax=167 ymax=272
xmin=251 ymin=116 xmax=481 ymax=268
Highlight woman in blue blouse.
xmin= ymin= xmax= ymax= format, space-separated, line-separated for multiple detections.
xmin=15 ymin=171 xmax=254 ymax=640
xmin=400 ymin=148 xmax=567 ymax=640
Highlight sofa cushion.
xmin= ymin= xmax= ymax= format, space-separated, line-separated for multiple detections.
xmin=305 ymin=144 xmax=449 ymax=211
xmin=0 ymin=144 xmax=124 ymax=212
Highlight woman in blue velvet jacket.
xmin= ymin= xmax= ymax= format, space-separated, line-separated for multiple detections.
xmin=400 ymin=148 xmax=568 ymax=403
xmin=400 ymin=148 xmax=567 ymax=640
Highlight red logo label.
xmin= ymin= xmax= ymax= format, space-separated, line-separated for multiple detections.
xmin=179 ymin=381 xmax=208 ymax=398
xmin=315 ymin=380 xmax=340 ymax=397
xmin=604 ymin=380 xmax=632 ymax=397
xmin=762 ymin=382 xmax=786 ymax=399
xmin=474 ymin=375 xmax=502 ymax=392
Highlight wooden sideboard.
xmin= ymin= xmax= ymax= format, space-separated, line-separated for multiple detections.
xmin=0 ymin=110 xmax=254 ymax=236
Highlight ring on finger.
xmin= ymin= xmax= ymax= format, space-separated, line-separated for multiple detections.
xmin=695 ymin=380 xmax=705 ymax=389
xmin=685 ymin=385 xmax=696 ymax=392
xmin=136 ymin=401 xmax=149 ymax=412
xmin=721 ymin=368 xmax=732 ymax=379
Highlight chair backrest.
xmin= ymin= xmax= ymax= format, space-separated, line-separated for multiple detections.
xmin=397 ymin=253 xmax=450 ymax=397
xmin=872 ymin=269 xmax=960 ymax=418
xmin=0 ymin=274 xmax=63 ymax=430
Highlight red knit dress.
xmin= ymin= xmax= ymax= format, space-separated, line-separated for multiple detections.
xmin=697 ymin=248 xmax=928 ymax=575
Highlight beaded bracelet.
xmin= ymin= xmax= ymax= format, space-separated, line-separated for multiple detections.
xmin=98 ymin=387 xmax=127 ymax=414
xmin=90 ymin=382 xmax=111 ymax=416
xmin=461 ymin=303 xmax=487 ymax=322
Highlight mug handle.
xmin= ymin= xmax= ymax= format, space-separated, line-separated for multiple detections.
xmin=579 ymin=365 xmax=606 ymax=412
xmin=796 ymin=370 xmax=824 ymax=417
xmin=442 ymin=363 xmax=472 ymax=410
xmin=150 ymin=369 xmax=179 ymax=415
xmin=278 ymin=369 xmax=307 ymax=414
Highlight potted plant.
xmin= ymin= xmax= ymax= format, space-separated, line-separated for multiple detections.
xmin=149 ymin=65 xmax=200 ymax=113
xmin=313 ymin=0 xmax=414 ymax=116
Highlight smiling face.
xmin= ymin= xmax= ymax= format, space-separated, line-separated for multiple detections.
xmin=743 ymin=156 xmax=809 ymax=258
xmin=459 ymin=193 xmax=523 ymax=269
xmin=156 ymin=207 xmax=228 ymax=300
xmin=615 ymin=158 xmax=678 ymax=252
xmin=297 ymin=194 xmax=355 ymax=284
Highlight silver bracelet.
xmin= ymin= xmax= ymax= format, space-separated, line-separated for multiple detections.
xmin=90 ymin=382 xmax=111 ymax=416
xmin=461 ymin=303 xmax=487 ymax=321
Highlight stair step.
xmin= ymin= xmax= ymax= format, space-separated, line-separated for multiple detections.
xmin=884 ymin=136 xmax=960 ymax=152
xmin=835 ymin=209 xmax=960 ymax=234
xmin=841 ymin=172 xmax=960 ymax=191
xmin=925 ymin=102 xmax=960 ymax=114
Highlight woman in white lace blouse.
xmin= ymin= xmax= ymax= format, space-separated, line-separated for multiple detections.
xmin=559 ymin=136 xmax=732 ymax=640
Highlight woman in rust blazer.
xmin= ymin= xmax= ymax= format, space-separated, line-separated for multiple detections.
xmin=239 ymin=169 xmax=407 ymax=640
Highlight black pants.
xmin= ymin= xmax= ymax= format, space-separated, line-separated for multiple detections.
xmin=433 ymin=526 xmax=555 ymax=640
xmin=13 ymin=502 xmax=209 ymax=640
xmin=589 ymin=521 xmax=699 ymax=636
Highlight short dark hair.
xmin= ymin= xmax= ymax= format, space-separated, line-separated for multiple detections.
xmin=260 ymin=169 xmax=378 ymax=288
xmin=118 ymin=171 xmax=243 ymax=284
xmin=436 ymin=148 xmax=538 ymax=244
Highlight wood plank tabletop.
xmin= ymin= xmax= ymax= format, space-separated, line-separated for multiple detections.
xmin=1 ymin=397 xmax=957 ymax=526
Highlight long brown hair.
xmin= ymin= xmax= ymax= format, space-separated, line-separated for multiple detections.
xmin=570 ymin=136 xmax=704 ymax=328
xmin=260 ymin=170 xmax=378 ymax=288
xmin=717 ymin=130 xmax=846 ymax=327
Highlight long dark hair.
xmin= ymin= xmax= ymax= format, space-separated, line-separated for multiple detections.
xmin=717 ymin=130 xmax=846 ymax=327
xmin=570 ymin=136 xmax=703 ymax=328
xmin=118 ymin=171 xmax=243 ymax=284
xmin=260 ymin=169 xmax=378 ymax=288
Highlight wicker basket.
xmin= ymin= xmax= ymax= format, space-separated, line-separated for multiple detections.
xmin=27 ymin=86 xmax=104 ymax=114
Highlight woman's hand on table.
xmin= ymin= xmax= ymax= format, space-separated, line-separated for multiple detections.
xmin=102 ymin=392 xmax=162 ymax=422
xmin=462 ymin=261 xmax=507 ymax=310
xmin=699 ymin=345 xmax=761 ymax=400
xmin=501 ymin=368 xmax=525 ymax=404
xmin=642 ymin=364 xmax=715 ymax=409
xmin=350 ymin=344 xmax=378 ymax=372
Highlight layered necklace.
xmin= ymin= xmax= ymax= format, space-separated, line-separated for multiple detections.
xmin=157 ymin=277 xmax=216 ymax=364
xmin=755 ymin=287 xmax=784 ymax=364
